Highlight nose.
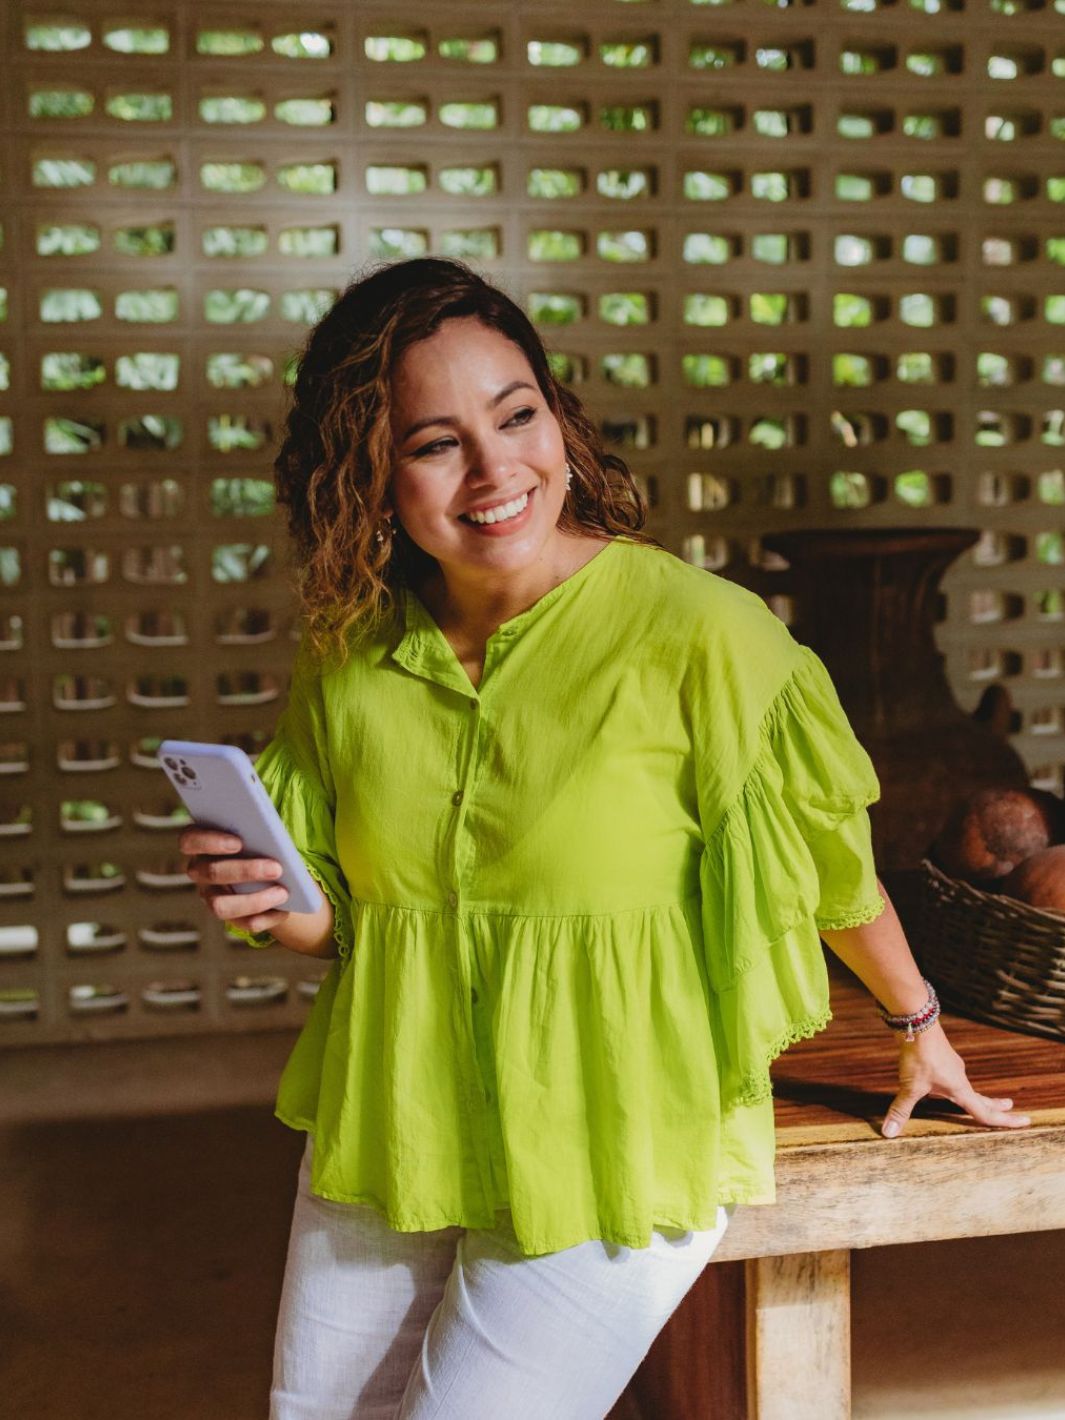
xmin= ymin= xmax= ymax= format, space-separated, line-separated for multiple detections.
xmin=463 ymin=427 xmax=517 ymax=488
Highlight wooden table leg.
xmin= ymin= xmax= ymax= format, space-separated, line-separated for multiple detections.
xmin=745 ymin=1249 xmax=851 ymax=1420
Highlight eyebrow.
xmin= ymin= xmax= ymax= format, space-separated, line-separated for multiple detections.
xmin=399 ymin=380 xmax=538 ymax=443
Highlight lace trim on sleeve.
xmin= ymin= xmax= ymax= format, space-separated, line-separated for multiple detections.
xmin=729 ymin=1003 xmax=835 ymax=1111
xmin=816 ymin=896 xmax=887 ymax=933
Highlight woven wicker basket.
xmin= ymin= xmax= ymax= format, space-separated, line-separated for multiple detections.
xmin=904 ymin=857 xmax=1065 ymax=1044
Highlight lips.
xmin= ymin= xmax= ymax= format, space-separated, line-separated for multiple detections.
xmin=458 ymin=486 xmax=537 ymax=532
xmin=459 ymin=488 xmax=535 ymax=522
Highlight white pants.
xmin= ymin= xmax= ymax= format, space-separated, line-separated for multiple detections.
xmin=270 ymin=1134 xmax=735 ymax=1420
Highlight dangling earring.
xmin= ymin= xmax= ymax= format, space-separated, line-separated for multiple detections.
xmin=374 ymin=516 xmax=394 ymax=548
xmin=564 ymin=462 xmax=573 ymax=491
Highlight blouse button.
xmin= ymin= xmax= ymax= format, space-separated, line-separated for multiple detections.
xmin=447 ymin=889 xmax=459 ymax=908
xmin=469 ymin=698 xmax=477 ymax=710
xmin=452 ymin=789 xmax=464 ymax=806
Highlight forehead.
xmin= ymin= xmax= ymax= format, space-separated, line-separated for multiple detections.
xmin=391 ymin=318 xmax=533 ymax=390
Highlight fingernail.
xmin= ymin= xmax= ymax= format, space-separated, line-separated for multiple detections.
xmin=883 ymin=1120 xmax=900 ymax=1137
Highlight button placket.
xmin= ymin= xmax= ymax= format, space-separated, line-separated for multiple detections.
xmin=444 ymin=699 xmax=470 ymax=910
xmin=445 ymin=672 xmax=499 ymax=1212
xmin=465 ymin=966 xmax=502 ymax=1212
xmin=447 ymin=686 xmax=483 ymax=911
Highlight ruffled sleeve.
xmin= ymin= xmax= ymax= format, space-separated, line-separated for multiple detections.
xmin=697 ymin=638 xmax=884 ymax=1113
xmin=223 ymin=641 xmax=354 ymax=960
xmin=765 ymin=643 xmax=885 ymax=933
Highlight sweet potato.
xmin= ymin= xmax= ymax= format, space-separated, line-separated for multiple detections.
xmin=1000 ymin=844 xmax=1065 ymax=914
xmin=930 ymin=786 xmax=1064 ymax=884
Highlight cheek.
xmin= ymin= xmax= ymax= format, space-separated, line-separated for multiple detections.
xmin=530 ymin=418 xmax=566 ymax=466
xmin=392 ymin=465 xmax=445 ymax=513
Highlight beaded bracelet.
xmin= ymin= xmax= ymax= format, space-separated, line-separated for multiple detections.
xmin=877 ymin=976 xmax=941 ymax=1042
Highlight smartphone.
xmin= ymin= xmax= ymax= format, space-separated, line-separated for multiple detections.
xmin=158 ymin=739 xmax=323 ymax=916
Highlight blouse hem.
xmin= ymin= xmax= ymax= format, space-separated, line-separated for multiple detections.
xmin=272 ymin=1111 xmax=768 ymax=1254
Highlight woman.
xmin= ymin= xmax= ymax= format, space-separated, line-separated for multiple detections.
xmin=181 ymin=258 xmax=1031 ymax=1419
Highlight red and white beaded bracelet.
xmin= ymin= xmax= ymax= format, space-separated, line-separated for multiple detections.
xmin=877 ymin=977 xmax=941 ymax=1042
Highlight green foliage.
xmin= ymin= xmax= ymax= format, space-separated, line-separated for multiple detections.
xmin=116 ymin=290 xmax=179 ymax=323
xmin=105 ymin=26 xmax=169 ymax=53
xmin=29 ymin=89 xmax=93 ymax=118
xmin=41 ymin=353 xmax=107 ymax=391
xmin=830 ymin=472 xmax=871 ymax=508
xmin=440 ymin=167 xmax=497 ymax=197
xmin=598 ymin=231 xmax=650 ymax=262
xmin=277 ymin=163 xmax=336 ymax=194
xmin=207 ymin=417 xmax=265 ymax=452
xmin=528 ymin=105 xmax=584 ymax=133
xmin=38 ymin=224 xmax=99 ymax=256
xmin=115 ymin=225 xmax=175 ymax=257
xmin=528 ymin=230 xmax=582 ymax=262
xmin=440 ymin=102 xmax=498 ymax=130
xmin=106 ymin=93 xmax=172 ymax=122
xmin=528 ymin=293 xmax=584 ymax=325
xmin=272 ymin=32 xmax=332 ymax=59
xmin=601 ymin=354 xmax=652 ymax=388
xmin=528 ymin=168 xmax=582 ymax=199
xmin=206 ymin=354 xmax=274 ymax=390
xmin=210 ymin=479 xmax=276 ymax=517
xmin=197 ymin=29 xmax=263 ymax=56
xmin=200 ymin=162 xmax=266 ymax=194
xmin=440 ymin=230 xmax=499 ymax=260
xmin=439 ymin=36 xmax=498 ymax=64
xmin=25 ymin=22 xmax=90 ymax=50
xmin=364 ymin=35 xmax=426 ymax=62
xmin=599 ymin=293 xmax=650 ymax=326
xmin=212 ymin=544 xmax=273 ymax=582
xmin=369 ymin=228 xmax=428 ymax=259
xmin=527 ymin=41 xmax=582 ymax=67
xmin=116 ymin=354 xmax=179 ymax=391
xmin=682 ymin=354 xmax=730 ymax=387
xmin=278 ymin=227 xmax=338 ymax=258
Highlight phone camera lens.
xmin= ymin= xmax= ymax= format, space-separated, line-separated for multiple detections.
xmin=163 ymin=757 xmax=178 ymax=770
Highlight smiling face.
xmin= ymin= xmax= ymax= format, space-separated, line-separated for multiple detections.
xmin=386 ymin=316 xmax=570 ymax=579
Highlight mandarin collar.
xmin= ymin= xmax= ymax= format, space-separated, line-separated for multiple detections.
xmin=388 ymin=538 xmax=623 ymax=696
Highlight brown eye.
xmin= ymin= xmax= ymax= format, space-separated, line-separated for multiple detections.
xmin=413 ymin=436 xmax=458 ymax=458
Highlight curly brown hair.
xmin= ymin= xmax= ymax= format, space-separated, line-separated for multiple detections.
xmin=274 ymin=256 xmax=662 ymax=670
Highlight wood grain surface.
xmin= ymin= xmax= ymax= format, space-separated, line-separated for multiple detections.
xmin=609 ymin=955 xmax=1065 ymax=1418
xmin=775 ymin=955 xmax=1065 ymax=1142
xmin=714 ymin=955 xmax=1065 ymax=1261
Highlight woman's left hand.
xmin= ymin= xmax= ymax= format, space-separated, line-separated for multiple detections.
xmin=881 ymin=1020 xmax=1033 ymax=1137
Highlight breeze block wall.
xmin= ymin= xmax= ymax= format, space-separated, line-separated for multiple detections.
xmin=3 ymin=0 xmax=1064 ymax=1043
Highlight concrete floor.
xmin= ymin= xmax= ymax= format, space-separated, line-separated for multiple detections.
xmin=2 ymin=1030 xmax=1063 ymax=1419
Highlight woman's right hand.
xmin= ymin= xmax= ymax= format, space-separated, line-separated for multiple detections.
xmin=180 ymin=828 xmax=292 ymax=935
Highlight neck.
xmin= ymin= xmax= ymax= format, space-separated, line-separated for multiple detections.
xmin=416 ymin=533 xmax=606 ymax=640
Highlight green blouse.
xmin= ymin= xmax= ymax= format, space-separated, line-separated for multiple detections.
xmin=226 ymin=535 xmax=885 ymax=1256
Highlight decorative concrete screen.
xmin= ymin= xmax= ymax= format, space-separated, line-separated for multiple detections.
xmin=3 ymin=0 xmax=1065 ymax=1043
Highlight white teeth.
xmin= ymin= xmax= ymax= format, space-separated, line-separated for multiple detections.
xmin=465 ymin=490 xmax=529 ymax=525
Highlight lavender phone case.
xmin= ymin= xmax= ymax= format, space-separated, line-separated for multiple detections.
xmin=158 ymin=739 xmax=322 ymax=915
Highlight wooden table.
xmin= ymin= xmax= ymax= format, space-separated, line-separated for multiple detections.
xmin=613 ymin=956 xmax=1065 ymax=1420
